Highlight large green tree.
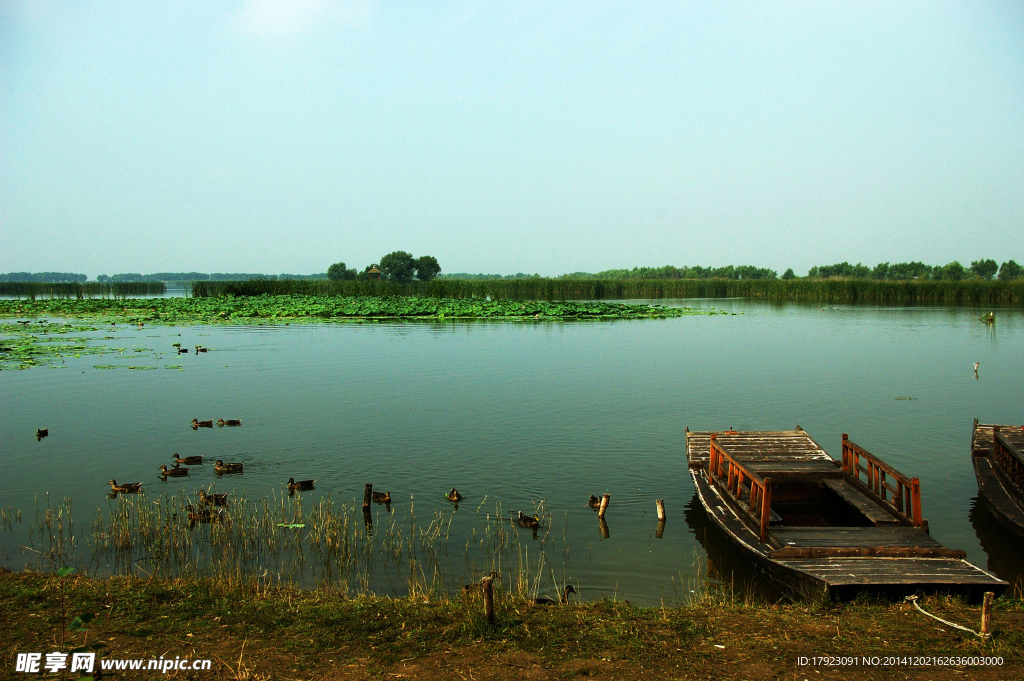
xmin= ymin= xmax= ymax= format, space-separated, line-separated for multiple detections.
xmin=379 ymin=251 xmax=416 ymax=282
xmin=998 ymin=260 xmax=1022 ymax=281
xmin=934 ymin=261 xmax=965 ymax=281
xmin=970 ymin=259 xmax=998 ymax=280
xmin=414 ymin=255 xmax=441 ymax=281
xmin=327 ymin=262 xmax=357 ymax=281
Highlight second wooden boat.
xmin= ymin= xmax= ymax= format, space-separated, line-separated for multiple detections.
xmin=687 ymin=426 xmax=1006 ymax=602
xmin=971 ymin=419 xmax=1024 ymax=539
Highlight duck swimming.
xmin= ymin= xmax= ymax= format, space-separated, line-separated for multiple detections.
xmin=287 ymin=477 xmax=315 ymax=492
xmin=447 ymin=487 xmax=463 ymax=502
xmin=213 ymin=460 xmax=243 ymax=473
xmin=173 ymin=453 xmax=204 ymax=465
xmin=191 ymin=419 xmax=213 ymax=429
xmin=588 ymin=495 xmax=601 ymax=509
xmin=197 ymin=490 xmax=229 ymax=506
xmin=158 ymin=464 xmax=189 ymax=477
xmin=372 ymin=490 xmax=391 ymax=504
xmin=516 ymin=511 xmax=540 ymax=529
xmin=109 ymin=480 xmax=142 ymax=494
xmin=217 ymin=419 xmax=242 ymax=427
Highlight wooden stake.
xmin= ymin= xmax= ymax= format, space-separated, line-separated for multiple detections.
xmin=655 ymin=499 xmax=666 ymax=521
xmin=362 ymin=483 xmax=373 ymax=510
xmin=981 ymin=591 xmax=994 ymax=635
xmin=598 ymin=494 xmax=610 ymax=519
xmin=482 ymin=574 xmax=495 ymax=625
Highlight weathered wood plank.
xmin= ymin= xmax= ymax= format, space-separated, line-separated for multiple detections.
xmin=770 ymin=546 xmax=966 ymax=559
xmin=686 ymin=429 xmax=834 ymax=465
xmin=822 ymin=479 xmax=902 ymax=526
xmin=747 ymin=460 xmax=842 ymax=475
xmin=778 ymin=558 xmax=1005 ymax=585
xmin=770 ymin=527 xmax=941 ymax=548
xmin=973 ymin=423 xmax=1024 ymax=456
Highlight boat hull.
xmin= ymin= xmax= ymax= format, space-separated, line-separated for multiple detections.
xmin=972 ymin=453 xmax=1024 ymax=540
xmin=691 ymin=468 xmax=1007 ymax=603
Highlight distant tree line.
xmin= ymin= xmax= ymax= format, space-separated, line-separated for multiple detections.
xmin=437 ymin=272 xmax=542 ymax=280
xmin=327 ymin=251 xmax=441 ymax=283
xmin=806 ymin=259 xmax=1022 ymax=281
xmin=0 ymin=272 xmax=88 ymax=283
xmin=95 ymin=272 xmax=328 ymax=282
xmin=6 ymin=257 xmax=1021 ymax=285
xmin=506 ymin=265 xmax=779 ymax=280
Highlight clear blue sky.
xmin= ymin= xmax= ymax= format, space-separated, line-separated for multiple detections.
xmin=1 ymin=1 xmax=1021 ymax=277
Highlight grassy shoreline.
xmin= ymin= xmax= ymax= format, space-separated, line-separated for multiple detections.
xmin=2 ymin=570 xmax=1021 ymax=680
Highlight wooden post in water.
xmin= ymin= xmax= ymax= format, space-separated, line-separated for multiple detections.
xmin=362 ymin=506 xmax=373 ymax=534
xmin=362 ymin=483 xmax=373 ymax=510
xmin=598 ymin=494 xmax=610 ymax=519
xmin=981 ymin=591 xmax=995 ymax=636
xmin=482 ymin=574 xmax=496 ymax=625
xmin=655 ymin=498 xmax=666 ymax=539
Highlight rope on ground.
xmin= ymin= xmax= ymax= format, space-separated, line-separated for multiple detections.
xmin=905 ymin=595 xmax=989 ymax=639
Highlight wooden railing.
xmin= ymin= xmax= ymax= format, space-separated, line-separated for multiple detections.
xmin=708 ymin=434 xmax=773 ymax=543
xmin=992 ymin=427 xmax=1024 ymax=499
xmin=841 ymin=434 xmax=923 ymax=527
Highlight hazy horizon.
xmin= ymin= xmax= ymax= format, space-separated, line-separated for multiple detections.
xmin=2 ymin=2 xmax=1022 ymax=277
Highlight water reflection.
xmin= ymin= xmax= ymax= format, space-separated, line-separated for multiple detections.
xmin=684 ymin=494 xmax=785 ymax=602
xmin=969 ymin=496 xmax=1024 ymax=589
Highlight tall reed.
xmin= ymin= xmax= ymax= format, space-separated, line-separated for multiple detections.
xmin=15 ymin=492 xmax=563 ymax=601
xmin=0 ymin=282 xmax=166 ymax=300
xmin=190 ymin=278 xmax=1024 ymax=306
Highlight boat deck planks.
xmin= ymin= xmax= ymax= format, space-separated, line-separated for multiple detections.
xmin=686 ymin=429 xmax=833 ymax=469
xmin=689 ymin=426 xmax=1007 ymax=600
xmin=770 ymin=527 xmax=942 ymax=548
xmin=972 ymin=423 xmax=1024 ymax=456
xmin=746 ymin=460 xmax=843 ymax=479
xmin=777 ymin=558 xmax=1002 ymax=586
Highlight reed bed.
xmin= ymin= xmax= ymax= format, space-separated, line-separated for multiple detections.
xmin=191 ymin=277 xmax=1024 ymax=306
xmin=12 ymin=493 xmax=562 ymax=601
xmin=0 ymin=281 xmax=166 ymax=299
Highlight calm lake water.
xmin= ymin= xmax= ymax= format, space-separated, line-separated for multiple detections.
xmin=2 ymin=299 xmax=1022 ymax=604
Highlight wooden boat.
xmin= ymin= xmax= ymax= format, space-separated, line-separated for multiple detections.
xmin=687 ymin=426 xmax=1006 ymax=601
xmin=971 ymin=420 xmax=1024 ymax=539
